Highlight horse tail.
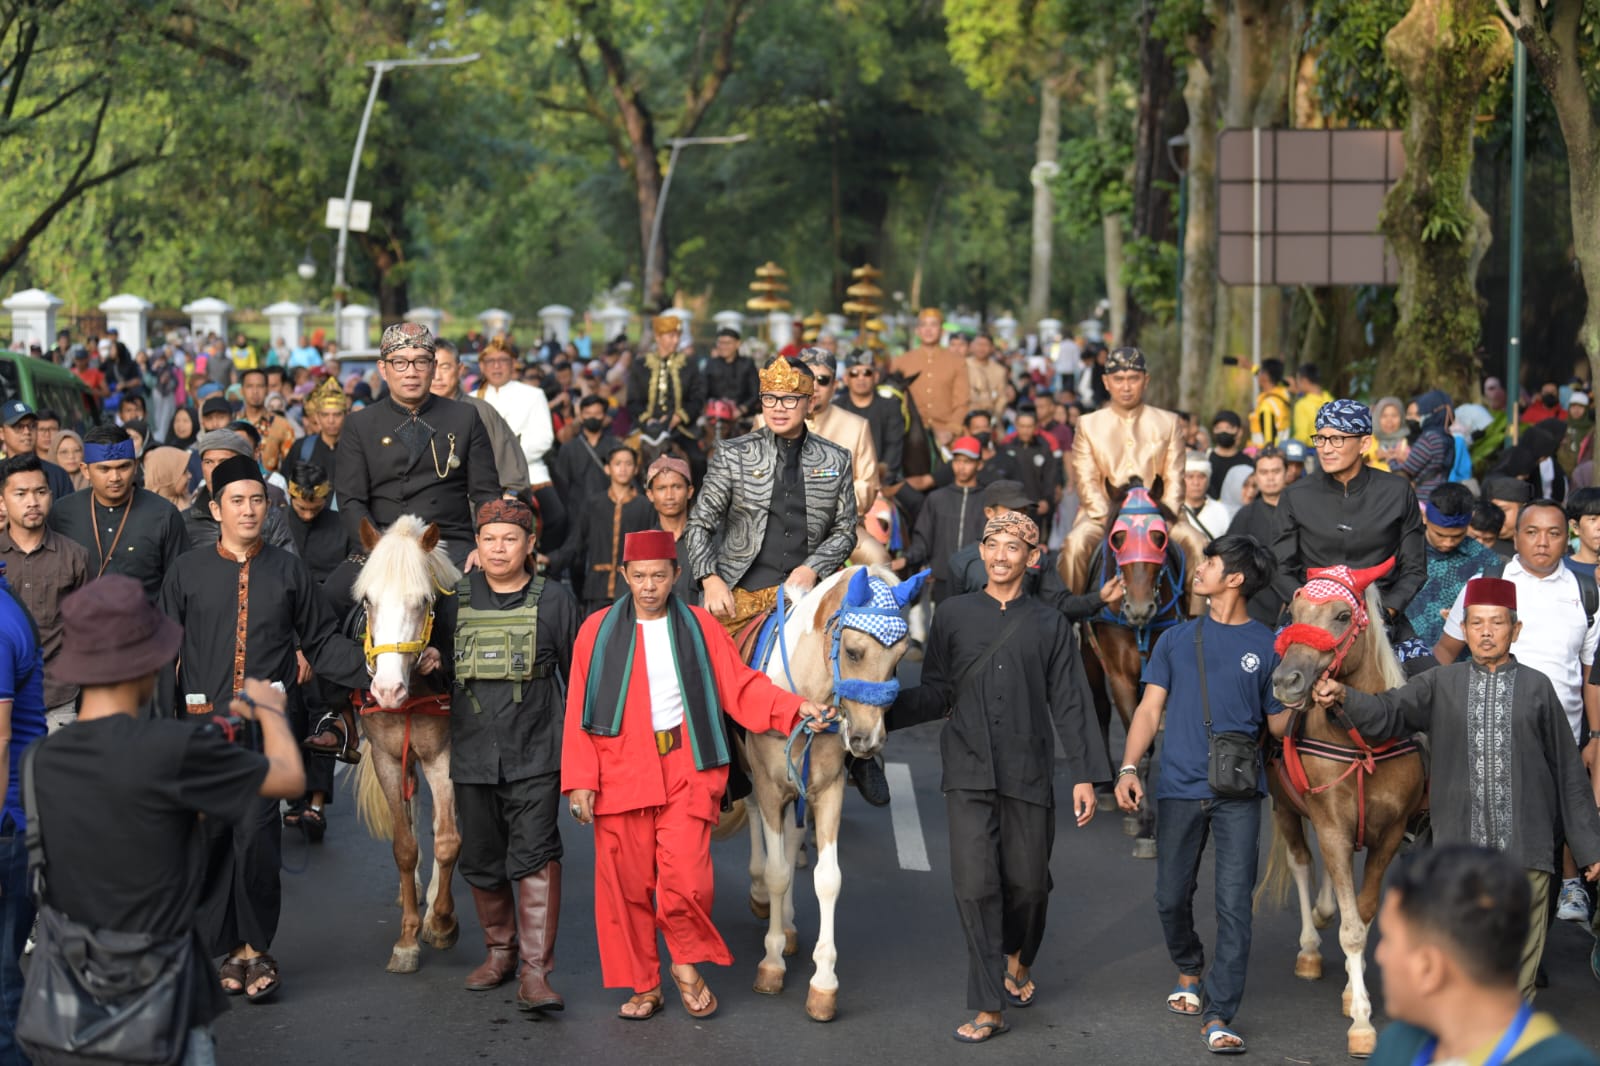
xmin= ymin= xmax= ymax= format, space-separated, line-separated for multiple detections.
xmin=1254 ymin=811 xmax=1296 ymax=912
xmin=354 ymin=741 xmax=395 ymax=841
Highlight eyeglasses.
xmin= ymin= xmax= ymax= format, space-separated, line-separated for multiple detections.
xmin=383 ymin=357 xmax=435 ymax=372
xmin=846 ymin=368 xmax=873 ymax=378
xmin=1309 ymin=433 xmax=1362 ymax=448
xmin=813 ymin=375 xmax=833 ymax=386
xmin=760 ymin=394 xmax=806 ymax=410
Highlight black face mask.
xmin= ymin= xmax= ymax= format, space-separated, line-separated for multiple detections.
xmin=1542 ymin=393 xmax=1559 ymax=408
xmin=581 ymin=417 xmax=607 ymax=433
xmin=974 ymin=431 xmax=991 ymax=449
xmin=1406 ymin=418 xmax=1422 ymax=435
xmin=1212 ymin=431 xmax=1237 ymax=449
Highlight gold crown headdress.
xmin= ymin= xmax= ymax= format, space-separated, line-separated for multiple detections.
xmin=307 ymin=375 xmax=349 ymax=413
xmin=758 ymin=358 xmax=814 ymax=396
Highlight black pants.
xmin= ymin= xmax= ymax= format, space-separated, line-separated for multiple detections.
xmin=457 ymin=772 xmax=563 ymax=890
xmin=945 ymin=788 xmax=1054 ymax=1012
xmin=292 ymin=679 xmax=336 ymax=800
xmin=199 ymin=796 xmax=282 ymax=954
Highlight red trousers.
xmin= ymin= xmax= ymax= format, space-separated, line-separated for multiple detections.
xmin=592 ymin=742 xmax=733 ymax=992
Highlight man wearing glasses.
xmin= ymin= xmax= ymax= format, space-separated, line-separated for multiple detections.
xmin=1270 ymin=398 xmax=1430 ymax=666
xmin=334 ymin=322 xmax=500 ymax=568
xmin=683 ymin=356 xmax=857 ymax=636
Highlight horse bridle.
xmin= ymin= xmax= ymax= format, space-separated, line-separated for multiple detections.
xmin=1273 ymin=572 xmax=1380 ymax=757
xmin=1098 ymin=502 xmax=1185 ymax=655
xmin=362 ymin=580 xmax=457 ymax=674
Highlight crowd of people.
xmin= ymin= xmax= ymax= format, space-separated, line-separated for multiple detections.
xmin=0 ymin=310 xmax=1596 ymax=1064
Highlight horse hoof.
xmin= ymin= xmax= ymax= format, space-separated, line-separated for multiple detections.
xmin=750 ymin=895 xmax=771 ymax=920
xmin=784 ymin=930 xmax=799 ymax=957
xmin=1122 ymin=814 xmax=1141 ymax=837
xmin=420 ymin=919 xmax=459 ymax=951
xmin=387 ymin=947 xmax=421 ymax=974
xmin=1131 ymin=838 xmax=1158 ymax=860
xmin=1294 ymin=954 xmax=1323 ymax=981
xmin=805 ymin=986 xmax=837 ymax=1022
xmin=1096 ymin=792 xmax=1118 ymax=813
xmin=1347 ymin=1029 xmax=1376 ymax=1058
xmin=753 ymin=964 xmax=786 ymax=995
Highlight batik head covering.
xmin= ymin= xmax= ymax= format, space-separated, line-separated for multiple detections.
xmin=379 ymin=322 xmax=437 ymax=358
xmin=475 ymin=498 xmax=534 ymax=534
xmin=1315 ymin=398 xmax=1372 ymax=435
xmin=982 ymin=512 xmax=1040 ymax=548
xmin=1104 ymin=346 xmax=1147 ymax=373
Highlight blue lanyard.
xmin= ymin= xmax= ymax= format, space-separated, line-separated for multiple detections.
xmin=1411 ymin=1003 xmax=1533 ymax=1066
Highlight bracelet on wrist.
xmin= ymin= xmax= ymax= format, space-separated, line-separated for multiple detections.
xmin=1117 ymin=765 xmax=1139 ymax=778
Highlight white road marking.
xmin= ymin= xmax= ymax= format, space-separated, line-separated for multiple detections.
xmin=885 ymin=761 xmax=930 ymax=872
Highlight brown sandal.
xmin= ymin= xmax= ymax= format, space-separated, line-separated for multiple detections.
xmin=618 ymin=990 xmax=663 ymax=1021
xmin=671 ymin=971 xmax=718 ymax=1019
xmin=218 ymin=955 xmax=247 ymax=996
xmin=244 ymin=953 xmax=280 ymax=1003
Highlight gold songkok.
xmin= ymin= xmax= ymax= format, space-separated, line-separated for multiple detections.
xmin=651 ymin=314 xmax=681 ymax=336
xmin=917 ymin=307 xmax=943 ymax=324
xmin=758 ymin=357 xmax=815 ymax=397
xmin=307 ymin=375 xmax=349 ymax=413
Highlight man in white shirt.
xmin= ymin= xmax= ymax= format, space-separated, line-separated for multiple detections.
xmin=1435 ymin=497 xmax=1600 ymax=925
xmin=473 ymin=337 xmax=560 ymax=535
xmin=1180 ymin=453 xmax=1232 ymax=543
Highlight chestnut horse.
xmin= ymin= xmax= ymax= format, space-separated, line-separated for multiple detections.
xmin=1263 ymin=564 xmax=1425 ymax=1059
xmin=1072 ymin=478 xmax=1191 ymax=857
xmin=739 ymin=565 xmax=928 ymax=1021
xmin=350 ymin=516 xmax=466 ymax=974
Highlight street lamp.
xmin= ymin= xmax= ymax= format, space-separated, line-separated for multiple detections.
xmin=297 ymin=255 xmax=317 ymax=282
xmin=643 ymin=133 xmax=750 ymax=312
xmin=332 ymin=53 xmax=481 ymax=318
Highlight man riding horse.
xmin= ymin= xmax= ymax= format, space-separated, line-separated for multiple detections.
xmin=627 ymin=314 xmax=706 ymax=463
xmin=1059 ymin=347 xmax=1206 ymax=609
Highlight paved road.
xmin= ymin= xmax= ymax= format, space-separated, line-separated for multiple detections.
xmin=220 ymin=719 xmax=1600 ymax=1065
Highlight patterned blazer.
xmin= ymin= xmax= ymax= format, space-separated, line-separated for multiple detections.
xmin=683 ymin=427 xmax=858 ymax=588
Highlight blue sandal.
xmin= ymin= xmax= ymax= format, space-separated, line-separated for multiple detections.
xmin=1167 ymin=981 xmax=1203 ymax=1016
xmin=1203 ymin=1022 xmax=1246 ymax=1054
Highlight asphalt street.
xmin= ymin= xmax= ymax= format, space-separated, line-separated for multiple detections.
xmin=219 ymin=713 xmax=1600 ymax=1066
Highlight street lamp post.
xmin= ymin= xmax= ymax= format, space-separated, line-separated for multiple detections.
xmin=333 ymin=53 xmax=480 ymax=319
xmin=643 ymin=134 xmax=750 ymax=312
xmin=1507 ymin=38 xmax=1527 ymax=442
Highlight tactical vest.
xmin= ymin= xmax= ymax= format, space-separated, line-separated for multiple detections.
xmin=453 ymin=575 xmax=550 ymax=708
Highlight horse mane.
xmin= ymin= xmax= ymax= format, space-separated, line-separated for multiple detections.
xmin=1358 ymin=583 xmax=1406 ymax=690
xmin=352 ymin=515 xmax=462 ymax=604
xmin=787 ymin=564 xmax=899 ymax=638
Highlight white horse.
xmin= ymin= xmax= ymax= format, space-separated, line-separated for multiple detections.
xmin=350 ymin=516 xmax=465 ymax=974
xmin=738 ymin=565 xmax=927 ymax=1021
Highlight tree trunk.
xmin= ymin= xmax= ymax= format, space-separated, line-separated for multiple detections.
xmin=1513 ymin=0 xmax=1600 ymax=388
xmin=1027 ymin=70 xmax=1063 ymax=332
xmin=1206 ymin=0 xmax=1297 ymax=415
xmin=1125 ymin=0 xmax=1177 ymax=348
xmin=1088 ymin=57 xmax=1126 ymax=341
xmin=1179 ymin=54 xmax=1219 ymax=412
xmin=1379 ymin=0 xmax=1510 ymax=398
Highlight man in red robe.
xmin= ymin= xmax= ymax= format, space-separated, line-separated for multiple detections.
xmin=561 ymin=529 xmax=833 ymax=1021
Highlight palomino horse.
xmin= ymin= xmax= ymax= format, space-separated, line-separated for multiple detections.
xmin=1264 ymin=562 xmax=1425 ymax=1059
xmin=350 ymin=515 xmax=466 ymax=974
xmin=1071 ymin=478 xmax=1190 ymax=857
xmin=739 ymin=565 xmax=928 ymax=1021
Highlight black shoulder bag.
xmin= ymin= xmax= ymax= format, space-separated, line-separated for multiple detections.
xmin=16 ymin=746 xmax=194 ymax=1066
xmin=1194 ymin=624 xmax=1260 ymax=800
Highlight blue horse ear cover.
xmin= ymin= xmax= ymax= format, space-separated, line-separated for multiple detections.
xmin=892 ymin=568 xmax=931 ymax=606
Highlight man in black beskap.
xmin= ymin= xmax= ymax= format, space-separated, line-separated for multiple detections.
xmin=888 ymin=512 xmax=1105 ymax=1045
xmin=551 ymin=394 xmax=623 ymax=503
xmin=839 ymin=350 xmax=906 ymax=487
xmin=1272 ymin=399 xmax=1430 ymax=668
xmin=996 ymin=409 xmax=1061 ymax=520
xmin=700 ymin=327 xmax=760 ymax=421
xmin=335 ymin=323 xmax=499 ymax=568
xmin=1207 ymin=410 xmax=1251 ymax=501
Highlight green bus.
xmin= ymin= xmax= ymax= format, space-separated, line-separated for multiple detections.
xmin=0 ymin=350 xmax=103 ymax=432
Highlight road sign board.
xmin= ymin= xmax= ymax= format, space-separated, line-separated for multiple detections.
xmin=325 ymin=198 xmax=372 ymax=233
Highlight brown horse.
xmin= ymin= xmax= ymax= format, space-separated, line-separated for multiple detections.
xmin=1071 ymin=478 xmax=1191 ymax=857
xmin=350 ymin=516 xmax=466 ymax=974
xmin=1263 ymin=565 xmax=1425 ymax=1059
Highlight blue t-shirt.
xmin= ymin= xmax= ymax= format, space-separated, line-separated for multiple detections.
xmin=1565 ymin=557 xmax=1597 ymax=581
xmin=0 ymin=586 xmax=47 ymax=833
xmin=1141 ymin=615 xmax=1284 ymax=800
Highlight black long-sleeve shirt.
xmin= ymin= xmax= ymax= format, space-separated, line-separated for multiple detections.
xmin=908 ymin=483 xmax=986 ymax=586
xmin=842 ymin=391 xmax=906 ymax=483
xmin=50 ymin=488 xmax=190 ymax=601
xmin=888 ymin=591 xmax=1109 ymax=806
xmin=1271 ymin=464 xmax=1425 ymax=616
xmin=947 ymin=542 xmax=1102 ymax=620
xmin=701 ymin=354 xmax=761 ymax=418
xmin=433 ymin=572 xmax=579 ymax=785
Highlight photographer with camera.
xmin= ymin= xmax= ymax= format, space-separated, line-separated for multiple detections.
xmin=20 ymin=575 xmax=304 ymax=1064
xmin=158 ymin=455 xmax=368 ymax=1003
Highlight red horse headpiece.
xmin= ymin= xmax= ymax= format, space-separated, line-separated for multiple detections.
xmin=1274 ymin=556 xmax=1396 ymax=659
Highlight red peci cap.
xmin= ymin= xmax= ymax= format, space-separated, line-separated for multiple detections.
xmin=622 ymin=529 xmax=678 ymax=563
xmin=950 ymin=436 xmax=983 ymax=458
xmin=1463 ymin=576 xmax=1517 ymax=613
